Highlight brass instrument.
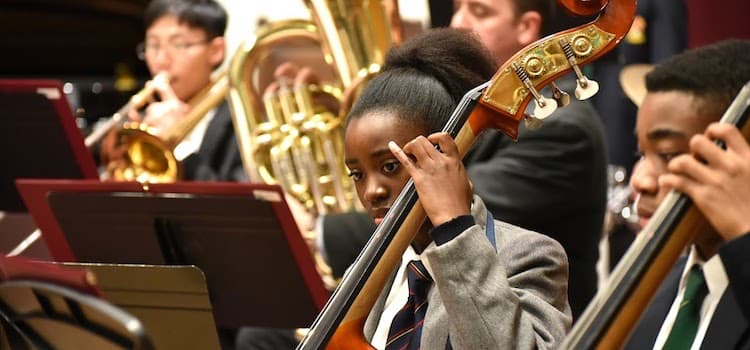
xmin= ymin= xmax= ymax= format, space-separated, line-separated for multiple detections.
xmin=105 ymin=71 xmax=229 ymax=183
xmin=228 ymin=0 xmax=401 ymax=216
xmin=84 ymin=72 xmax=169 ymax=149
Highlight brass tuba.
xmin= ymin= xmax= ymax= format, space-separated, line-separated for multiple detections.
xmin=103 ymin=70 xmax=229 ymax=183
xmin=227 ymin=0 xmax=401 ymax=215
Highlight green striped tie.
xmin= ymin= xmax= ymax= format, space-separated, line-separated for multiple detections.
xmin=663 ymin=265 xmax=708 ymax=349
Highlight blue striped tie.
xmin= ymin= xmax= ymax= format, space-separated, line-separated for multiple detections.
xmin=385 ymin=260 xmax=432 ymax=350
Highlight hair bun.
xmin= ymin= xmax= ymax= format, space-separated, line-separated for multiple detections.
xmin=383 ymin=28 xmax=497 ymax=101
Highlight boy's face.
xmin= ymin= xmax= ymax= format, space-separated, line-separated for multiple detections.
xmin=344 ymin=111 xmax=423 ymax=225
xmin=143 ymin=15 xmax=224 ymax=101
xmin=630 ymin=91 xmax=715 ymax=228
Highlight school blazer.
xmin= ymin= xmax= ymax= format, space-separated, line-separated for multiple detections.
xmin=362 ymin=196 xmax=572 ymax=349
xmin=625 ymin=235 xmax=750 ymax=349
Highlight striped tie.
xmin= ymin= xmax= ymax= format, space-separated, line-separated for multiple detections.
xmin=385 ymin=260 xmax=432 ymax=350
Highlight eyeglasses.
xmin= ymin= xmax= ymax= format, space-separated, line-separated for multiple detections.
xmin=136 ymin=40 xmax=209 ymax=60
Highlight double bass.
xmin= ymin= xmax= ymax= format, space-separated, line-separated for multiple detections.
xmin=560 ymin=81 xmax=750 ymax=349
xmin=299 ymin=1 xmax=637 ymax=348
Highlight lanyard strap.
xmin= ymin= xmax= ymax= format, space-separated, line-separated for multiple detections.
xmin=485 ymin=210 xmax=496 ymax=252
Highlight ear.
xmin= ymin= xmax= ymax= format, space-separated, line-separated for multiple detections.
xmin=207 ymin=36 xmax=226 ymax=67
xmin=515 ymin=11 xmax=542 ymax=47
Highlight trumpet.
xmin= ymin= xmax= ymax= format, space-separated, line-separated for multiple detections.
xmin=98 ymin=70 xmax=229 ymax=183
xmin=84 ymin=72 xmax=169 ymax=148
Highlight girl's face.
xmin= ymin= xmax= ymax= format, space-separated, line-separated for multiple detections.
xmin=344 ymin=111 xmax=424 ymax=225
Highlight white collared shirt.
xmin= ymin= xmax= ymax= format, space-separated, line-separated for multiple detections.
xmin=173 ymin=107 xmax=217 ymax=161
xmin=371 ymin=244 xmax=436 ymax=349
xmin=652 ymin=246 xmax=729 ymax=350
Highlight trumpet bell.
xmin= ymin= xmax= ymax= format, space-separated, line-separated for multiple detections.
xmin=107 ymin=123 xmax=181 ymax=183
xmin=101 ymin=72 xmax=227 ymax=184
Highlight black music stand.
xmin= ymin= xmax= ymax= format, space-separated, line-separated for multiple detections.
xmin=0 ymin=80 xmax=98 ymax=259
xmin=0 ymin=80 xmax=98 ymax=213
xmin=15 ymin=179 xmax=329 ymax=330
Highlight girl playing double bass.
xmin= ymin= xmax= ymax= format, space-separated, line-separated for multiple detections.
xmin=342 ymin=28 xmax=571 ymax=349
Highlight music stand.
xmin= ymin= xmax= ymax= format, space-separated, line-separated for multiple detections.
xmin=15 ymin=179 xmax=329 ymax=329
xmin=0 ymin=80 xmax=98 ymax=213
xmin=0 ymin=80 xmax=97 ymax=259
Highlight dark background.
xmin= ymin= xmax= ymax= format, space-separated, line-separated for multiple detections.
xmin=0 ymin=0 xmax=150 ymax=126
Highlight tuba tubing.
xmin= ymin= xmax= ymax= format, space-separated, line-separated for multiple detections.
xmin=228 ymin=0 xmax=401 ymax=215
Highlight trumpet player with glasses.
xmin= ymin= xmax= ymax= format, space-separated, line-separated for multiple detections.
xmin=101 ymin=0 xmax=244 ymax=181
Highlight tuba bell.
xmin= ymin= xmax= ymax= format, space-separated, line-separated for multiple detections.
xmin=227 ymin=0 xmax=402 ymax=216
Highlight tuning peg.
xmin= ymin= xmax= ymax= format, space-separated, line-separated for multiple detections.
xmin=524 ymin=114 xmax=544 ymax=130
xmin=512 ymin=62 xmax=558 ymax=119
xmin=550 ymin=82 xmax=571 ymax=107
xmin=533 ymin=96 xmax=558 ymax=119
xmin=559 ymin=38 xmax=600 ymax=100
xmin=574 ymin=77 xmax=599 ymax=100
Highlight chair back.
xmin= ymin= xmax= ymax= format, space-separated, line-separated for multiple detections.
xmin=0 ymin=255 xmax=154 ymax=349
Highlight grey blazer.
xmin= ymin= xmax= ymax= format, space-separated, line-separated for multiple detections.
xmin=363 ymin=196 xmax=572 ymax=349
xmin=464 ymin=73 xmax=607 ymax=319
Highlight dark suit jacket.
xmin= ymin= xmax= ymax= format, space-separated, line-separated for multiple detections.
xmin=321 ymin=211 xmax=376 ymax=279
xmin=625 ymin=235 xmax=750 ymax=349
xmin=183 ymin=100 xmax=246 ymax=181
xmin=323 ymin=74 xmax=607 ymax=319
